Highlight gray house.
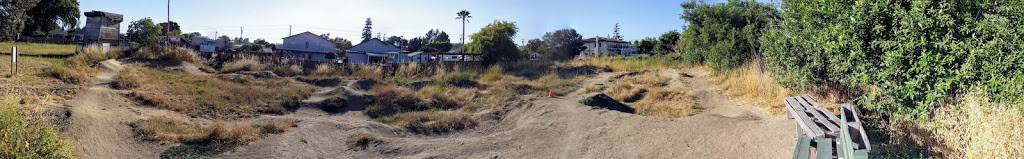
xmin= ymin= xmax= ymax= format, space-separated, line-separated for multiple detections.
xmin=190 ymin=36 xmax=227 ymax=53
xmin=346 ymin=38 xmax=401 ymax=64
xmin=82 ymin=11 xmax=123 ymax=44
xmin=279 ymin=32 xmax=339 ymax=62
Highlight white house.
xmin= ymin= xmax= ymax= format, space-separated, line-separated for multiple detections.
xmin=280 ymin=32 xmax=339 ymax=62
xmin=346 ymin=38 xmax=402 ymax=64
xmin=580 ymin=36 xmax=637 ymax=57
xmin=190 ymin=36 xmax=227 ymax=53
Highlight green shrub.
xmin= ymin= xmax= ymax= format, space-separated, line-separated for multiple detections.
xmin=759 ymin=0 xmax=1024 ymax=118
xmin=0 ymin=99 xmax=75 ymax=159
xmin=676 ymin=0 xmax=778 ymax=70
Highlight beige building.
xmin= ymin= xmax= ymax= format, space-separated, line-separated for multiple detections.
xmin=580 ymin=36 xmax=636 ymax=57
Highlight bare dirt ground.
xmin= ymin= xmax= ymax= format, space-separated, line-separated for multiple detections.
xmin=64 ymin=60 xmax=178 ymax=158
xmin=62 ymin=61 xmax=795 ymax=158
xmin=215 ymin=67 xmax=796 ymax=159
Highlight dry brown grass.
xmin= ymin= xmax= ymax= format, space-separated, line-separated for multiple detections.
xmin=309 ymin=63 xmax=343 ymax=77
xmin=255 ymin=119 xmax=299 ymax=134
xmin=350 ymin=66 xmax=385 ymax=81
xmin=119 ymin=66 xmax=314 ymax=118
xmin=479 ymin=65 xmax=504 ymax=83
xmin=130 ymin=117 xmax=288 ymax=144
xmin=381 ymin=111 xmax=478 ymax=135
xmin=931 ymin=92 xmax=1024 ymax=158
xmin=347 ymin=132 xmax=383 ymax=150
xmin=133 ymin=46 xmax=203 ymax=65
xmin=569 ymin=56 xmax=678 ymax=72
xmin=270 ymin=64 xmax=303 ymax=77
xmin=129 ymin=116 xmax=211 ymax=143
xmin=625 ymin=71 xmax=671 ymax=87
xmin=41 ymin=63 xmax=93 ymax=84
xmin=220 ymin=57 xmax=265 ymax=73
xmin=207 ymin=122 xmax=261 ymax=143
xmin=366 ymin=86 xmax=459 ymax=118
xmin=633 ymin=87 xmax=697 ymax=118
xmin=606 ymin=83 xmax=646 ymax=103
xmin=709 ymin=63 xmax=789 ymax=113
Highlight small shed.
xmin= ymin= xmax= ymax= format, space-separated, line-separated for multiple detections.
xmin=82 ymin=11 xmax=123 ymax=44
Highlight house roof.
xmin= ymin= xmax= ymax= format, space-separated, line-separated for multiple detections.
xmin=84 ymin=11 xmax=123 ymax=23
xmin=348 ymin=38 xmax=400 ymax=53
xmin=282 ymin=31 xmax=331 ymax=42
xmin=583 ymin=37 xmax=628 ymax=43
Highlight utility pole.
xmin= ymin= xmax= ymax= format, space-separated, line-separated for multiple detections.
xmin=288 ymin=25 xmax=292 ymax=36
xmin=240 ymin=26 xmax=244 ymax=40
xmin=164 ymin=0 xmax=170 ymax=46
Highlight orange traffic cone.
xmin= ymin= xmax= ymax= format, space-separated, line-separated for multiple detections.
xmin=547 ymin=89 xmax=554 ymax=98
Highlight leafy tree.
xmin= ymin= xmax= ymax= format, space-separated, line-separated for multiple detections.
xmin=232 ymin=37 xmax=249 ymax=45
xmin=0 ymin=0 xmax=40 ymax=41
xmin=157 ymin=21 xmax=180 ymax=36
xmin=467 ymin=20 xmax=520 ymax=65
xmin=423 ymin=31 xmax=452 ymax=52
xmin=634 ymin=38 xmax=658 ymax=55
xmin=362 ymin=18 xmax=372 ymax=42
xmin=541 ymin=28 xmax=585 ymax=61
xmin=253 ymin=39 xmax=271 ymax=47
xmin=523 ymin=38 xmax=548 ymax=54
xmin=22 ymin=0 xmax=77 ymax=36
xmin=217 ymin=35 xmax=231 ymax=46
xmin=656 ymin=31 xmax=680 ymax=55
xmin=126 ymin=18 xmax=162 ymax=46
xmin=178 ymin=32 xmax=201 ymax=41
xmin=406 ymin=37 xmax=425 ymax=52
xmin=330 ymin=37 xmax=353 ymax=51
xmin=677 ymin=0 xmax=779 ymax=70
xmin=385 ymin=36 xmax=408 ymax=48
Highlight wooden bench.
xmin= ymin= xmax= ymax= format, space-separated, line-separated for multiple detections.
xmin=785 ymin=95 xmax=871 ymax=159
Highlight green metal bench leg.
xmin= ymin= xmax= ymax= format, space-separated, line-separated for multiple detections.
xmin=815 ymin=138 xmax=833 ymax=159
xmin=793 ymin=135 xmax=812 ymax=159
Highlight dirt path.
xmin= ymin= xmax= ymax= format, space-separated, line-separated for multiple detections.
xmin=217 ymin=67 xmax=796 ymax=159
xmin=65 ymin=60 xmax=169 ymax=159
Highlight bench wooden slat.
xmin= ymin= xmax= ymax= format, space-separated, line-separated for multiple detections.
xmin=793 ymin=135 xmax=812 ymax=159
xmin=815 ymin=138 xmax=833 ymax=159
xmin=802 ymin=95 xmax=842 ymax=124
xmin=785 ymin=98 xmax=825 ymax=137
xmin=794 ymin=96 xmax=840 ymax=133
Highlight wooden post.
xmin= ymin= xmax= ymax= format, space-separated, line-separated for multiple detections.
xmin=11 ymin=44 xmax=16 ymax=77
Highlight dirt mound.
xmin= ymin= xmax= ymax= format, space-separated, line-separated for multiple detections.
xmin=349 ymin=79 xmax=377 ymax=91
xmin=579 ymin=93 xmax=636 ymax=113
xmin=297 ymin=76 xmax=344 ymax=87
xmin=237 ymin=71 xmax=279 ymax=78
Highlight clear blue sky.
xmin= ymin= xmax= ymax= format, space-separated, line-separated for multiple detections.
xmin=79 ymin=0 xmax=731 ymax=44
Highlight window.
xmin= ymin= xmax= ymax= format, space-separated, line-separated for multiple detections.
xmin=305 ymin=42 xmax=309 ymax=48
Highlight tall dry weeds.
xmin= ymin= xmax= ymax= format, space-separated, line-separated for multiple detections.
xmin=710 ymin=63 xmax=788 ymax=113
xmin=932 ymin=92 xmax=1024 ymax=158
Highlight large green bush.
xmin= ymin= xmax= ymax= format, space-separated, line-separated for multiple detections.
xmin=676 ymin=0 xmax=778 ymax=70
xmin=760 ymin=0 xmax=1024 ymax=119
xmin=0 ymin=99 xmax=75 ymax=158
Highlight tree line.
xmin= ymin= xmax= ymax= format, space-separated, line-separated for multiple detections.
xmin=0 ymin=0 xmax=79 ymax=41
xmin=676 ymin=0 xmax=1024 ymax=119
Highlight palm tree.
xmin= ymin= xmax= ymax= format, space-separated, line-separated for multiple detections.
xmin=456 ymin=10 xmax=472 ymax=47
